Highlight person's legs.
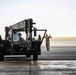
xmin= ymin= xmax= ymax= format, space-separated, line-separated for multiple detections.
xmin=46 ymin=42 xmax=50 ymax=51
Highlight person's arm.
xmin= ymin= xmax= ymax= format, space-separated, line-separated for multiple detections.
xmin=48 ymin=34 xmax=52 ymax=38
xmin=0 ymin=40 xmax=3 ymax=47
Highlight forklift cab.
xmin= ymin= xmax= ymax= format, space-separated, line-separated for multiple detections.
xmin=10 ymin=28 xmax=46 ymax=47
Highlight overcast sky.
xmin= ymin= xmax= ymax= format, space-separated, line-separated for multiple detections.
xmin=0 ymin=0 xmax=76 ymax=38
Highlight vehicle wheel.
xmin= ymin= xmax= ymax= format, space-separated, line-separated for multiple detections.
xmin=26 ymin=54 xmax=31 ymax=57
xmin=33 ymin=54 xmax=38 ymax=60
xmin=0 ymin=54 xmax=4 ymax=61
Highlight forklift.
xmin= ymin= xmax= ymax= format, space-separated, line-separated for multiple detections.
xmin=0 ymin=18 xmax=47 ymax=61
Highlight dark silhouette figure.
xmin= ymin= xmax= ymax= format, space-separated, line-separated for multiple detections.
xmin=18 ymin=33 xmax=25 ymax=44
xmin=0 ymin=35 xmax=3 ymax=47
xmin=38 ymin=35 xmax=41 ymax=41
xmin=0 ymin=35 xmax=4 ymax=53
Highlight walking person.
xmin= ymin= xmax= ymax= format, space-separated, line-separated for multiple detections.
xmin=44 ymin=33 xmax=52 ymax=51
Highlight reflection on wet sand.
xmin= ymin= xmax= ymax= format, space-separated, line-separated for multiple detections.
xmin=0 ymin=60 xmax=76 ymax=75
xmin=31 ymin=61 xmax=76 ymax=75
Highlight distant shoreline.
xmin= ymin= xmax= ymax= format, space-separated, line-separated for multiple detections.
xmin=52 ymin=37 xmax=76 ymax=39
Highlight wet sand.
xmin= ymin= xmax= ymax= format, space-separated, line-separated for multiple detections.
xmin=0 ymin=46 xmax=76 ymax=75
xmin=0 ymin=60 xmax=76 ymax=75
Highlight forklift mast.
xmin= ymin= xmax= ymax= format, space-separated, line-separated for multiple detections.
xmin=5 ymin=19 xmax=36 ymax=49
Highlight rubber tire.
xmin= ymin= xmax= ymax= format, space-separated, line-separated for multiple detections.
xmin=33 ymin=54 xmax=38 ymax=61
xmin=0 ymin=54 xmax=4 ymax=61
